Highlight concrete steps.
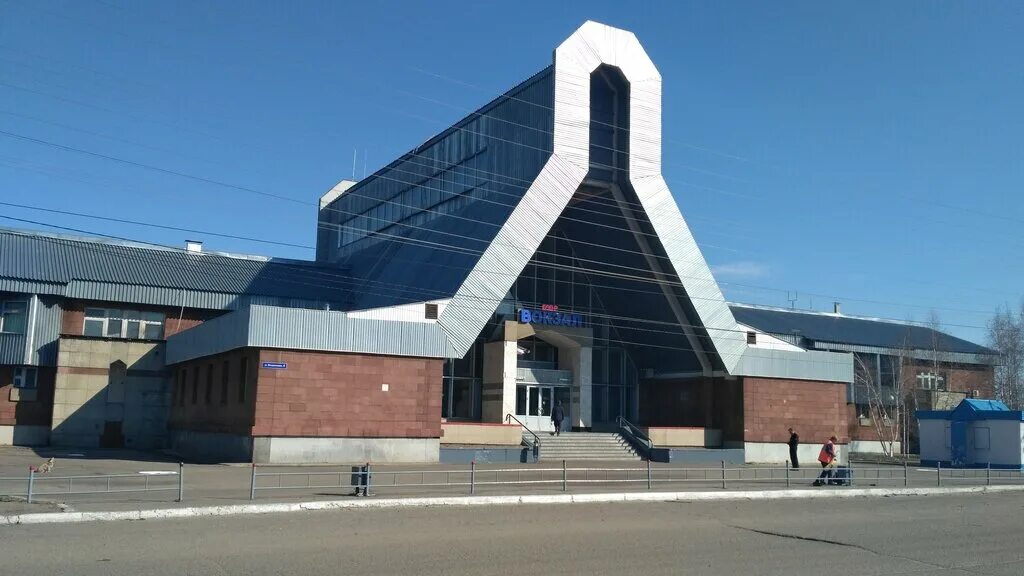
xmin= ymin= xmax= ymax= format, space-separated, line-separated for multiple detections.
xmin=528 ymin=432 xmax=641 ymax=461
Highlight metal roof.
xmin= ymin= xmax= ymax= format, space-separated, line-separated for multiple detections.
xmin=730 ymin=304 xmax=998 ymax=356
xmin=918 ymin=398 xmax=1022 ymax=421
xmin=0 ymin=228 xmax=355 ymax=309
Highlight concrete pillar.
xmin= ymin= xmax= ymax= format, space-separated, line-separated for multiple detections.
xmin=481 ymin=341 xmax=517 ymax=423
xmin=560 ymin=345 xmax=592 ymax=429
xmin=702 ymin=377 xmax=715 ymax=428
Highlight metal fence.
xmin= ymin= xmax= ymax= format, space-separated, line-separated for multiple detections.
xmin=247 ymin=460 xmax=1024 ymax=500
xmin=0 ymin=463 xmax=184 ymax=504
xmin=4 ymin=460 xmax=1021 ymax=505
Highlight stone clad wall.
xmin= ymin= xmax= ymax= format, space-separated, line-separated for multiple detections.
xmin=51 ymin=337 xmax=169 ymax=449
xmin=742 ymin=377 xmax=850 ymax=463
xmin=167 ymin=348 xmax=256 ymax=436
xmin=253 ymin=349 xmax=443 ymax=439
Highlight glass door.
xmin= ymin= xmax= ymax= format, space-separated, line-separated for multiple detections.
xmin=516 ymin=385 xmax=572 ymax=433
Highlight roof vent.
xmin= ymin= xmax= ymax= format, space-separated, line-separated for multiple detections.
xmin=833 ymin=302 xmax=842 ymax=315
xmin=185 ymin=240 xmax=203 ymax=253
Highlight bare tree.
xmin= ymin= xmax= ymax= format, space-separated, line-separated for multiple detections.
xmin=855 ymin=352 xmax=907 ymax=458
xmin=989 ymin=303 xmax=1024 ymax=409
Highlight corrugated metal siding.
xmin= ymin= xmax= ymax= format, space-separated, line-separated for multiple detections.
xmin=810 ymin=341 xmax=999 ymax=367
xmin=0 ymin=333 xmax=26 ymax=364
xmin=732 ymin=348 xmax=854 ymax=383
xmin=246 ymin=306 xmax=452 ymax=358
xmin=65 ymin=281 xmax=244 ymax=310
xmin=165 ymin=308 xmax=252 ymax=365
xmin=0 ymin=229 xmax=355 ymax=309
xmin=31 ymin=296 xmax=61 ymax=365
xmin=731 ymin=305 xmax=996 ymax=356
xmin=0 ymin=279 xmax=64 ymax=296
xmin=166 ymin=305 xmax=455 ymax=364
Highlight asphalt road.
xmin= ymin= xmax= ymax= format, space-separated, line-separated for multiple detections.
xmin=4 ymin=493 xmax=1024 ymax=575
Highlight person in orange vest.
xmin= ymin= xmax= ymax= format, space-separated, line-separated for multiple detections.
xmin=812 ymin=435 xmax=839 ymax=486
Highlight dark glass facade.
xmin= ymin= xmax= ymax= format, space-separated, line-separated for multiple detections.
xmin=316 ymin=68 xmax=555 ymax=311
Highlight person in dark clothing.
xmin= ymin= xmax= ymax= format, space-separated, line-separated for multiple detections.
xmin=788 ymin=428 xmax=800 ymax=469
xmin=551 ymin=401 xmax=565 ymax=436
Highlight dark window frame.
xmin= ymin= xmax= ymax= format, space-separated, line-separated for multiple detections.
xmin=205 ymin=364 xmax=214 ymax=404
xmin=238 ymin=357 xmax=247 ymax=403
xmin=221 ymin=360 xmax=230 ymax=405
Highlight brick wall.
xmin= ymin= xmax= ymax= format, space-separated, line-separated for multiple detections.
xmin=0 ymin=366 xmax=55 ymax=427
xmin=847 ymin=405 xmax=885 ymax=442
xmin=253 ymin=349 xmax=443 ymax=438
xmin=61 ymin=300 xmax=211 ymax=338
xmin=743 ymin=377 xmax=849 ymax=444
xmin=167 ymin=348 xmax=256 ymax=436
xmin=942 ymin=364 xmax=995 ymax=399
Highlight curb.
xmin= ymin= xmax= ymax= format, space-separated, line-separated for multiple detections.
xmin=4 ymin=485 xmax=1023 ymax=526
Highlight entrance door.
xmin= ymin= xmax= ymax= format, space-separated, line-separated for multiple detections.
xmin=515 ymin=385 xmax=569 ymax=433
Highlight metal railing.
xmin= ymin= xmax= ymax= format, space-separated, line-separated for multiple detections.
xmin=246 ymin=460 xmax=1024 ymax=500
xmin=615 ymin=415 xmax=653 ymax=457
xmin=0 ymin=463 xmax=184 ymax=504
xmin=505 ymin=413 xmax=541 ymax=453
xmin=7 ymin=459 xmax=1024 ymax=505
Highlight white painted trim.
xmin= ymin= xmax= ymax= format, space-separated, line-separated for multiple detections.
xmin=744 ymin=442 xmax=847 ymax=465
xmin=347 ymin=299 xmax=450 ymax=324
xmin=0 ymin=425 xmax=49 ymax=446
xmin=23 ymin=294 xmax=38 ymax=364
xmin=849 ymin=440 xmax=902 ymax=455
xmin=6 ymin=485 xmax=1023 ymax=525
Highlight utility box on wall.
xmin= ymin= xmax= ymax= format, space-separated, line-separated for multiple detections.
xmin=918 ymin=399 xmax=1024 ymax=470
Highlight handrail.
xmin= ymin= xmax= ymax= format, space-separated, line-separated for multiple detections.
xmin=505 ymin=413 xmax=541 ymax=449
xmin=616 ymin=415 xmax=654 ymax=454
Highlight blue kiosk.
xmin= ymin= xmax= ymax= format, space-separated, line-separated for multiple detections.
xmin=917 ymin=399 xmax=1024 ymax=469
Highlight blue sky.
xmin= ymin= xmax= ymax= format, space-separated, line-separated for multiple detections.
xmin=0 ymin=1 xmax=1021 ymax=343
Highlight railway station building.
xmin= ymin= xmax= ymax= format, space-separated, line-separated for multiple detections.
xmin=0 ymin=22 xmax=997 ymax=463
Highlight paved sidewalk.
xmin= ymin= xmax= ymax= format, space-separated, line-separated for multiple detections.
xmin=0 ymin=446 xmax=1013 ymax=517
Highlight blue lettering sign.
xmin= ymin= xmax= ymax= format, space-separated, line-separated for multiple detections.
xmin=261 ymin=362 xmax=288 ymax=369
xmin=517 ymin=308 xmax=584 ymax=328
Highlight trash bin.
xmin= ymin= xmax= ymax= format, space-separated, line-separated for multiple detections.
xmin=828 ymin=466 xmax=852 ymax=486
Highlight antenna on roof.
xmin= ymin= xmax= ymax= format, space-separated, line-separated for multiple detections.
xmin=363 ymin=149 xmax=367 ymax=178
xmin=786 ymin=290 xmax=798 ymax=310
xmin=352 ymin=149 xmax=357 ymax=179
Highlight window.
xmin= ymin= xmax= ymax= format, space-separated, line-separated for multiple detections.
xmin=221 ymin=361 xmax=229 ymax=405
xmin=205 ymin=364 xmax=214 ymax=404
xmin=975 ymin=427 xmax=991 ymax=450
xmin=191 ymin=367 xmax=199 ymax=404
xmin=0 ymin=300 xmax=27 ymax=334
xmin=177 ymin=369 xmax=186 ymax=407
xmin=917 ymin=371 xmax=946 ymax=391
xmin=83 ymin=308 xmax=164 ymax=340
xmin=13 ymin=367 xmax=37 ymax=389
xmin=746 ymin=331 xmax=757 ymax=345
xmin=238 ymin=357 xmax=247 ymax=403
xmin=424 ymin=303 xmax=439 ymax=320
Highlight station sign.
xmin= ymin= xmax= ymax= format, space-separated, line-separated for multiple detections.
xmin=518 ymin=304 xmax=584 ymax=328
